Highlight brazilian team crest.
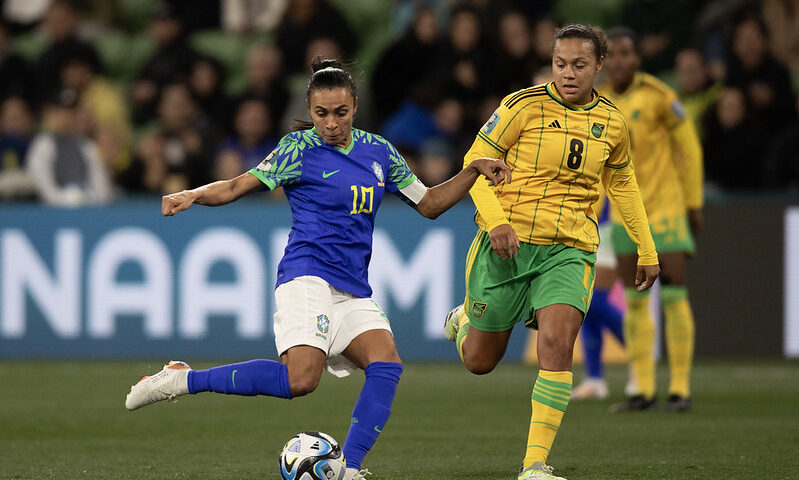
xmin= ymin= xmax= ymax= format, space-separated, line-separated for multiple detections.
xmin=471 ymin=301 xmax=487 ymax=319
xmin=371 ymin=162 xmax=384 ymax=182
xmin=591 ymin=122 xmax=605 ymax=139
xmin=316 ymin=314 xmax=330 ymax=334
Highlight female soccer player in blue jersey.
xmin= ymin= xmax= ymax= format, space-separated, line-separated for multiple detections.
xmin=125 ymin=57 xmax=510 ymax=480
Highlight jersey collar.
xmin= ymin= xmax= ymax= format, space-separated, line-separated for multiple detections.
xmin=546 ymin=82 xmax=600 ymax=111
xmin=610 ymin=72 xmax=644 ymax=98
xmin=311 ymin=127 xmax=356 ymax=155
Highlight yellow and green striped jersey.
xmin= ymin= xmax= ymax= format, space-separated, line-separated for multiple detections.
xmin=464 ymin=82 xmax=657 ymax=265
xmin=598 ymin=72 xmax=703 ymax=221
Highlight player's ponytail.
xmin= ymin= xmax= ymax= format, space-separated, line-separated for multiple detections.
xmin=292 ymin=56 xmax=359 ymax=131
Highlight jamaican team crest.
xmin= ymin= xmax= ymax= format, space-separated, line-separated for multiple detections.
xmin=471 ymin=301 xmax=487 ymax=319
xmin=371 ymin=162 xmax=384 ymax=182
xmin=591 ymin=122 xmax=605 ymax=139
xmin=317 ymin=314 xmax=330 ymax=334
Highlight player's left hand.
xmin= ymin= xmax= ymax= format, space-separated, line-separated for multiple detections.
xmin=688 ymin=208 xmax=703 ymax=235
xmin=469 ymin=158 xmax=512 ymax=186
xmin=635 ymin=264 xmax=660 ymax=292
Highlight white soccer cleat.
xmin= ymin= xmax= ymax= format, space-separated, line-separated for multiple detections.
xmin=518 ymin=462 xmax=567 ymax=480
xmin=343 ymin=467 xmax=371 ymax=480
xmin=125 ymin=361 xmax=192 ymax=411
xmin=571 ymin=378 xmax=609 ymax=400
xmin=444 ymin=304 xmax=464 ymax=341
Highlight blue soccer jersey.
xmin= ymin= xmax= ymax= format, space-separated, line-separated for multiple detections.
xmin=248 ymin=128 xmax=425 ymax=297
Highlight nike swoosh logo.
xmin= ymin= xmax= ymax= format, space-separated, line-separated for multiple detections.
xmin=322 ymin=170 xmax=340 ymax=178
xmin=373 ymin=425 xmax=382 ymax=433
xmin=232 ymin=369 xmax=237 ymax=389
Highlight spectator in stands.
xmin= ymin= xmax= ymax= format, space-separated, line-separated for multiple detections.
xmin=117 ymin=129 xmax=169 ymax=194
xmin=725 ymin=14 xmax=796 ymax=133
xmin=26 ymin=89 xmax=112 ymax=206
xmin=621 ymin=0 xmax=693 ymax=74
xmin=530 ymin=16 xmax=559 ymax=67
xmin=417 ymin=138 xmax=456 ymax=187
xmin=432 ymin=6 xmax=499 ymax=129
xmin=36 ymin=0 xmax=101 ymax=99
xmin=702 ymin=88 xmax=766 ymax=190
xmin=674 ymin=48 xmax=722 ymax=137
xmin=371 ymin=6 xmax=442 ymax=123
xmin=150 ymin=82 xmax=214 ymax=191
xmin=214 ymin=98 xmax=278 ymax=180
xmin=0 ymin=96 xmax=36 ymax=200
xmin=222 ymin=0 xmax=288 ymax=34
xmin=237 ymin=44 xmax=289 ymax=136
xmin=275 ymin=0 xmax=359 ymax=74
xmin=130 ymin=4 xmax=199 ymax=125
xmin=0 ymin=21 xmax=35 ymax=105
xmin=59 ymin=47 xmax=132 ymax=183
xmin=495 ymin=10 xmax=538 ymax=94
xmin=763 ymin=96 xmax=799 ymax=190
xmin=188 ymin=55 xmax=231 ymax=136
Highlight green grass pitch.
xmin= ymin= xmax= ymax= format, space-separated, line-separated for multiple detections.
xmin=1 ymin=360 xmax=797 ymax=479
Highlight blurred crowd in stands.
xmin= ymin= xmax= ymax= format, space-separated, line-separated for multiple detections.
xmin=0 ymin=0 xmax=796 ymax=206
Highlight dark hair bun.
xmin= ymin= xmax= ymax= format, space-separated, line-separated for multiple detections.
xmin=311 ymin=56 xmax=344 ymax=73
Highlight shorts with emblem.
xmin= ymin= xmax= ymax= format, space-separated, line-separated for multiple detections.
xmin=464 ymin=230 xmax=596 ymax=332
xmin=274 ymin=275 xmax=392 ymax=378
xmin=612 ymin=213 xmax=695 ymax=256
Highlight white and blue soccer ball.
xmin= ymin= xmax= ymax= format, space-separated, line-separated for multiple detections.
xmin=278 ymin=431 xmax=346 ymax=480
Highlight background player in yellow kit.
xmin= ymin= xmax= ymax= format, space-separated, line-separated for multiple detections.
xmin=444 ymin=24 xmax=659 ymax=480
xmin=599 ymin=27 xmax=704 ymax=413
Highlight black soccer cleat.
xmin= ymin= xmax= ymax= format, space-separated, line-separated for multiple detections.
xmin=666 ymin=394 xmax=692 ymax=412
xmin=609 ymin=394 xmax=658 ymax=412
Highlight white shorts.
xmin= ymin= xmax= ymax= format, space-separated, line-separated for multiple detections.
xmin=596 ymin=224 xmax=617 ymax=269
xmin=273 ymin=275 xmax=393 ymax=378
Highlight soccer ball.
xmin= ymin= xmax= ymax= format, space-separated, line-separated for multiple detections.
xmin=278 ymin=431 xmax=346 ymax=480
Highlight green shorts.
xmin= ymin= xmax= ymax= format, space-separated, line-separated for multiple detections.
xmin=612 ymin=214 xmax=695 ymax=256
xmin=464 ymin=230 xmax=596 ymax=332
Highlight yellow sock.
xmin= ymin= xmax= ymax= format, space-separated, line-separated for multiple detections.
xmin=662 ymin=286 xmax=694 ymax=397
xmin=455 ymin=309 xmax=470 ymax=361
xmin=624 ymin=288 xmax=655 ymax=399
xmin=523 ymin=370 xmax=572 ymax=468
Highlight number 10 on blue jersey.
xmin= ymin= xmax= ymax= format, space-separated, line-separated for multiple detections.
xmin=350 ymin=185 xmax=374 ymax=214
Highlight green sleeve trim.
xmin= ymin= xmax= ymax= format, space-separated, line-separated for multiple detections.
xmin=395 ymin=174 xmax=417 ymax=190
xmin=247 ymin=167 xmax=277 ymax=190
xmin=477 ymin=131 xmax=507 ymax=153
xmin=605 ymin=154 xmax=631 ymax=169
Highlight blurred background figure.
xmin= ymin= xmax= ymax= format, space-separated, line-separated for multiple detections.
xmin=188 ymin=55 xmax=231 ymax=136
xmin=26 ymin=89 xmax=112 ymax=206
xmin=215 ymin=98 xmax=278 ymax=180
xmin=495 ymin=10 xmax=537 ymax=94
xmin=674 ymin=48 xmax=722 ymax=137
xmin=0 ymin=95 xmax=36 ymax=199
xmin=702 ymin=87 xmax=767 ymax=191
xmin=238 ymin=44 xmax=289 ymax=134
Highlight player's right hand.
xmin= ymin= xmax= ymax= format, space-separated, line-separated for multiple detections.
xmin=635 ymin=264 xmax=660 ymax=292
xmin=489 ymin=224 xmax=520 ymax=260
xmin=162 ymin=191 xmax=197 ymax=216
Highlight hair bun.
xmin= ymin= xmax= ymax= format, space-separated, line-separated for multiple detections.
xmin=311 ymin=56 xmax=343 ymax=73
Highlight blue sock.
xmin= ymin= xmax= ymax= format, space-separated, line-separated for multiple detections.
xmin=581 ymin=297 xmax=605 ymax=379
xmin=582 ymin=288 xmax=624 ymax=379
xmin=187 ymin=359 xmax=292 ymax=399
xmin=343 ymin=362 xmax=403 ymax=470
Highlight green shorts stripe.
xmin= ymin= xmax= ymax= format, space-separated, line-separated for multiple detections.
xmin=464 ymin=231 xmax=596 ymax=332
xmin=612 ymin=214 xmax=695 ymax=256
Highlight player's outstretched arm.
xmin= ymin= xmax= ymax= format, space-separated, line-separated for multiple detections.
xmin=414 ymin=158 xmax=511 ymax=219
xmin=162 ymin=172 xmax=263 ymax=216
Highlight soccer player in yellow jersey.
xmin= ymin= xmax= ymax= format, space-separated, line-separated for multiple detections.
xmin=443 ymin=25 xmax=659 ymax=480
xmin=599 ymin=27 xmax=704 ymax=413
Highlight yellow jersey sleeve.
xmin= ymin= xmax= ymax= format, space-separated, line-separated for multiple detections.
xmin=669 ymin=115 xmax=704 ymax=210
xmin=601 ymin=123 xmax=658 ymax=265
xmin=463 ymin=96 xmax=526 ymax=232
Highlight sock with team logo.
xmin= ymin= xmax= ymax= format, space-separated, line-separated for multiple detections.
xmin=187 ymin=359 xmax=292 ymax=399
xmin=343 ymin=361 xmax=403 ymax=470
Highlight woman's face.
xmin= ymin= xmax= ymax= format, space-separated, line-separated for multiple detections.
xmin=309 ymin=87 xmax=357 ymax=148
xmin=552 ymin=37 xmax=602 ymax=105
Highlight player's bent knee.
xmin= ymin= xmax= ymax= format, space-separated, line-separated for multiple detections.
xmin=288 ymin=375 xmax=321 ymax=397
xmin=463 ymin=354 xmax=498 ymax=375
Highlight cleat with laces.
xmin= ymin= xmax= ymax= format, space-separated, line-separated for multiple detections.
xmin=518 ymin=462 xmax=567 ymax=480
xmin=571 ymin=378 xmax=608 ymax=400
xmin=343 ymin=467 xmax=371 ymax=480
xmin=125 ymin=361 xmax=192 ymax=411
xmin=609 ymin=394 xmax=657 ymax=412
xmin=444 ymin=304 xmax=464 ymax=341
